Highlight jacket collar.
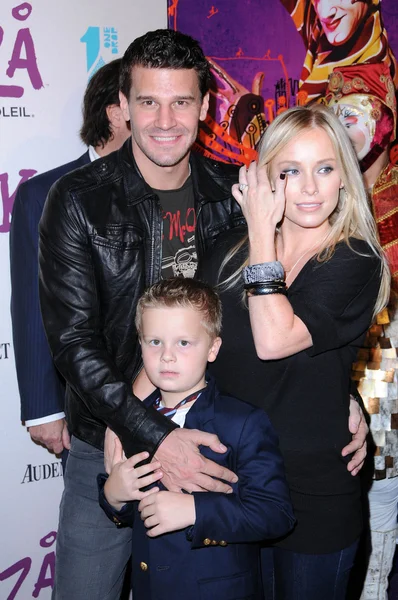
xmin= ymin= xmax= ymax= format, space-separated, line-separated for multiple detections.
xmin=143 ymin=374 xmax=217 ymax=429
xmin=80 ymin=150 xmax=91 ymax=166
xmin=116 ymin=138 xmax=234 ymax=207
xmin=189 ymin=152 xmax=235 ymax=205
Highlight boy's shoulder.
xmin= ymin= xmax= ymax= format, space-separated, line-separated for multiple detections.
xmin=213 ymin=390 xmax=271 ymax=426
xmin=208 ymin=379 xmax=273 ymax=431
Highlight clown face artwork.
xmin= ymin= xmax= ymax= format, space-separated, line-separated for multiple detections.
xmin=322 ymin=64 xmax=396 ymax=171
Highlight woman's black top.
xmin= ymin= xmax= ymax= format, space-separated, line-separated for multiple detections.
xmin=202 ymin=226 xmax=382 ymax=553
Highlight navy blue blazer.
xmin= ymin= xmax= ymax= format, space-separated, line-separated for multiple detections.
xmin=99 ymin=377 xmax=295 ymax=600
xmin=10 ymin=152 xmax=90 ymax=422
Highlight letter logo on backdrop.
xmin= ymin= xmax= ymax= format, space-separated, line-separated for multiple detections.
xmin=0 ymin=3 xmax=42 ymax=234
xmin=80 ymin=26 xmax=119 ymax=79
xmin=0 ymin=22 xmax=121 ymax=234
xmin=0 ymin=531 xmax=56 ymax=599
xmin=0 ymin=3 xmax=43 ymax=98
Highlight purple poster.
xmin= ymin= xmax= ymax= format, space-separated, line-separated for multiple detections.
xmin=168 ymin=0 xmax=398 ymax=166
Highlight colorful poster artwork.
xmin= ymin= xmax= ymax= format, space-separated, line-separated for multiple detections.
xmin=168 ymin=0 xmax=398 ymax=166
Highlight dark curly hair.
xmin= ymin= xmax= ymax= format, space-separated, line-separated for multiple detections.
xmin=120 ymin=29 xmax=211 ymax=100
xmin=80 ymin=58 xmax=123 ymax=148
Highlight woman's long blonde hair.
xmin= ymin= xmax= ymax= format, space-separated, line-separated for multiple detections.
xmin=220 ymin=104 xmax=390 ymax=316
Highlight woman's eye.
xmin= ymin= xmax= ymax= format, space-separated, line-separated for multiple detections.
xmin=283 ymin=168 xmax=299 ymax=176
xmin=319 ymin=166 xmax=333 ymax=174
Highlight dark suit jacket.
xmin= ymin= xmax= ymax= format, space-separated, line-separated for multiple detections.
xmin=99 ymin=377 xmax=295 ymax=600
xmin=10 ymin=151 xmax=90 ymax=422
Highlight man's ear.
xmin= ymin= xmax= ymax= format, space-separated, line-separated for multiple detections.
xmin=118 ymin=91 xmax=130 ymax=122
xmin=199 ymin=91 xmax=210 ymax=122
xmin=106 ymin=104 xmax=125 ymax=129
xmin=208 ymin=336 xmax=222 ymax=363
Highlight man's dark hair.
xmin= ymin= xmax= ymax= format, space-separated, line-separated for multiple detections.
xmin=120 ymin=29 xmax=211 ymax=100
xmin=80 ymin=58 xmax=123 ymax=148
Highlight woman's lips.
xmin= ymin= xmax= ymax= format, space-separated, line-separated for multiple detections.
xmin=296 ymin=202 xmax=322 ymax=212
xmin=322 ymin=15 xmax=344 ymax=32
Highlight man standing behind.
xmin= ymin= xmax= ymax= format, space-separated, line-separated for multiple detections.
xmin=39 ymin=29 xmax=242 ymax=600
xmin=10 ymin=58 xmax=130 ymax=459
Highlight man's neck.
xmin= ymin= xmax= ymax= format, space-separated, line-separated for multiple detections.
xmin=133 ymin=147 xmax=191 ymax=190
xmin=95 ymin=139 xmax=119 ymax=157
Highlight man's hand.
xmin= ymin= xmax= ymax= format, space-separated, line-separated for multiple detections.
xmin=138 ymin=491 xmax=195 ymax=537
xmin=342 ymin=397 xmax=368 ymax=476
xmin=28 ymin=418 xmax=70 ymax=454
xmin=154 ymin=428 xmax=238 ymax=493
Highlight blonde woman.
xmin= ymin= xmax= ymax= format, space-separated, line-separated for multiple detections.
xmin=201 ymin=105 xmax=390 ymax=600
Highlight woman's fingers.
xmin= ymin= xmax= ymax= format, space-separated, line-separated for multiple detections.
xmin=238 ymin=164 xmax=248 ymax=186
xmin=246 ymin=161 xmax=258 ymax=188
xmin=231 ymin=183 xmax=243 ymax=204
xmin=234 ymin=162 xmax=285 ymax=229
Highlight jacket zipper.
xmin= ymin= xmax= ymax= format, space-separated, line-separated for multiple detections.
xmin=149 ymin=194 xmax=163 ymax=285
xmin=131 ymin=196 xmax=162 ymax=384
xmin=195 ymin=202 xmax=205 ymax=268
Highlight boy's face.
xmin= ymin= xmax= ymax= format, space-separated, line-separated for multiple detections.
xmin=140 ymin=305 xmax=221 ymax=403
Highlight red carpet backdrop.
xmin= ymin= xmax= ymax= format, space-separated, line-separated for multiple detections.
xmin=0 ymin=2 xmax=166 ymax=598
xmin=168 ymin=0 xmax=398 ymax=166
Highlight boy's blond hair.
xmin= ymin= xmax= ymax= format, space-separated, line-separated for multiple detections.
xmin=135 ymin=278 xmax=222 ymax=338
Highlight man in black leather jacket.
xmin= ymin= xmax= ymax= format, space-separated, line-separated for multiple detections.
xmin=39 ymin=29 xmax=243 ymax=600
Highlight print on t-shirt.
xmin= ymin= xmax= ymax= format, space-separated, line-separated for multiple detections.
xmin=156 ymin=178 xmax=198 ymax=279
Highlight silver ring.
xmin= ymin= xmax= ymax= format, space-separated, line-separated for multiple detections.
xmin=239 ymin=183 xmax=248 ymax=192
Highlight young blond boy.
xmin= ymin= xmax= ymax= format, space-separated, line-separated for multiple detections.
xmin=98 ymin=278 xmax=294 ymax=600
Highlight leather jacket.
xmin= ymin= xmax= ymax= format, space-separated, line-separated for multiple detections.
xmin=39 ymin=139 xmax=243 ymax=458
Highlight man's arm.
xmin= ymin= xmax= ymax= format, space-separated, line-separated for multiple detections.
xmin=10 ymin=181 xmax=70 ymax=452
xmin=38 ymin=180 xmax=236 ymax=492
xmin=39 ymin=180 xmax=176 ymax=458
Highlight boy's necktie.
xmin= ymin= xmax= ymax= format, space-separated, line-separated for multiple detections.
xmin=153 ymin=387 xmax=206 ymax=419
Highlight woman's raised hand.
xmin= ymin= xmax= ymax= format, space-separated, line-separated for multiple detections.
xmin=232 ymin=162 xmax=287 ymax=233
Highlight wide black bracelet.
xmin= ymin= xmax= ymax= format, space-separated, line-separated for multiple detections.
xmin=244 ymin=280 xmax=286 ymax=291
xmin=245 ymin=285 xmax=288 ymax=297
xmin=244 ymin=278 xmax=286 ymax=287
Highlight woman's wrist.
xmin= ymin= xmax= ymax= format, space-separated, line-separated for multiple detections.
xmin=249 ymin=241 xmax=277 ymax=265
xmin=248 ymin=226 xmax=276 ymax=263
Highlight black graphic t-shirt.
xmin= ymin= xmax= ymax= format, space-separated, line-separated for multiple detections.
xmin=154 ymin=177 xmax=197 ymax=279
